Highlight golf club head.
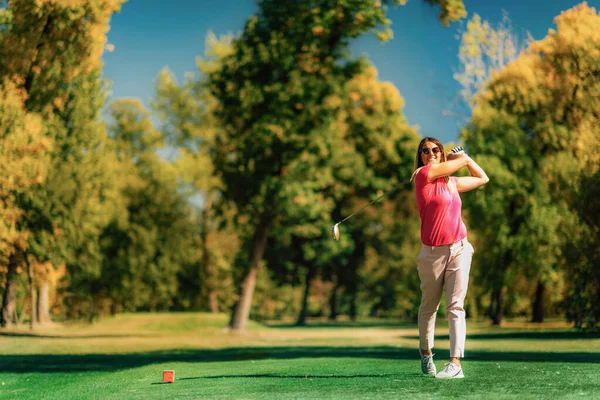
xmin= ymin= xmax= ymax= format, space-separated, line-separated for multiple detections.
xmin=331 ymin=224 xmax=340 ymax=241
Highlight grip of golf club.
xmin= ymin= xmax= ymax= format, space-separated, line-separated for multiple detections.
xmin=450 ymin=146 xmax=467 ymax=156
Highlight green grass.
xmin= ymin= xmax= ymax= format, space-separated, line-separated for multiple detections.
xmin=1 ymin=313 xmax=599 ymax=399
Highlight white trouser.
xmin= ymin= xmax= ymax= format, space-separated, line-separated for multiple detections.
xmin=417 ymin=238 xmax=473 ymax=358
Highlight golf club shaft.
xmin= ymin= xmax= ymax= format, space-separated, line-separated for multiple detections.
xmin=335 ymin=178 xmax=412 ymax=225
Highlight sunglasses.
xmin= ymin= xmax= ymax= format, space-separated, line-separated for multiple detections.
xmin=421 ymin=147 xmax=441 ymax=155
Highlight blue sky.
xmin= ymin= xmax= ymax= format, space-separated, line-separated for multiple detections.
xmin=102 ymin=0 xmax=599 ymax=145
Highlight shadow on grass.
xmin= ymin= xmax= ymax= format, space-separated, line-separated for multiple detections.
xmin=266 ymin=321 xmax=415 ymax=329
xmin=2 ymin=345 xmax=599 ymax=373
xmin=178 ymin=373 xmax=415 ymax=380
xmin=0 ymin=332 xmax=145 ymax=339
xmin=405 ymin=331 xmax=600 ymax=341
xmin=150 ymin=373 xmax=425 ymax=385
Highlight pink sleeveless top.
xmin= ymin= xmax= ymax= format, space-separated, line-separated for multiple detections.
xmin=414 ymin=164 xmax=467 ymax=246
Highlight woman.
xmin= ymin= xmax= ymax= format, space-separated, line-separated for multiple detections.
xmin=412 ymin=137 xmax=489 ymax=379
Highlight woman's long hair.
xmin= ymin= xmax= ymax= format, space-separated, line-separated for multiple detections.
xmin=414 ymin=137 xmax=450 ymax=185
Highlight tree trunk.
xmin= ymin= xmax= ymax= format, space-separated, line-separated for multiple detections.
xmin=228 ymin=215 xmax=270 ymax=332
xmin=531 ymin=279 xmax=545 ymax=323
xmin=329 ymin=281 xmax=339 ymax=321
xmin=296 ymin=265 xmax=316 ymax=326
xmin=209 ymin=292 xmax=219 ymax=314
xmin=200 ymin=200 xmax=219 ymax=314
xmin=491 ymin=287 xmax=506 ymax=326
xmin=369 ymin=301 xmax=381 ymax=318
xmin=490 ymin=250 xmax=512 ymax=326
xmin=16 ymin=291 xmax=29 ymax=326
xmin=27 ymin=259 xmax=36 ymax=330
xmin=1 ymin=254 xmax=19 ymax=328
xmin=110 ymin=301 xmax=119 ymax=316
xmin=37 ymin=281 xmax=52 ymax=324
xmin=349 ymin=290 xmax=358 ymax=321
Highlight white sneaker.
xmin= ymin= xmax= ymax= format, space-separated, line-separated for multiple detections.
xmin=420 ymin=352 xmax=437 ymax=375
xmin=435 ymin=362 xmax=464 ymax=379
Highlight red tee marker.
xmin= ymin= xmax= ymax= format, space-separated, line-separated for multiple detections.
xmin=163 ymin=370 xmax=175 ymax=383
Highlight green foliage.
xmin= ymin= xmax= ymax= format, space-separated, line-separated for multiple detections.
xmin=97 ymin=156 xmax=194 ymax=313
xmin=108 ymin=99 xmax=164 ymax=158
xmin=101 ymin=99 xmax=195 ymax=314
xmin=207 ymin=0 xmax=457 ymax=218
xmin=564 ymin=170 xmax=600 ymax=331
xmin=152 ymin=34 xmax=239 ymax=313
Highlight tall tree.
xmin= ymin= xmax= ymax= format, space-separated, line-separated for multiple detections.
xmin=152 ymin=32 xmax=239 ymax=312
xmin=101 ymin=98 xmax=194 ymax=315
xmin=0 ymin=79 xmax=50 ymax=327
xmin=329 ymin=64 xmax=421 ymax=320
xmin=207 ymin=0 xmax=465 ymax=332
xmin=0 ymin=0 xmax=126 ymax=325
xmin=454 ymin=11 xmax=532 ymax=113
xmin=452 ymin=13 xmax=532 ymax=323
xmin=462 ymin=3 xmax=600 ymax=326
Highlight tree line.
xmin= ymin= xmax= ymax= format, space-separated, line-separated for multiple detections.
xmin=0 ymin=0 xmax=598 ymax=332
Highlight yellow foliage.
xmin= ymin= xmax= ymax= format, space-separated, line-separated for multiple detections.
xmin=473 ymin=1 xmax=600 ymax=186
xmin=1 ymin=0 xmax=126 ymax=115
xmin=0 ymin=79 xmax=50 ymax=258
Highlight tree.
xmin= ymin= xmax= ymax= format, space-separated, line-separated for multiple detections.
xmin=0 ymin=78 xmax=50 ymax=327
xmin=331 ymin=63 xmax=421 ymax=317
xmin=531 ymin=3 xmax=600 ymax=330
xmin=152 ymin=32 xmax=239 ymax=313
xmin=452 ymin=14 xmax=533 ymax=324
xmin=101 ymin=98 xmax=195 ymax=315
xmin=0 ymin=0 xmax=126 ymax=325
xmin=453 ymin=11 xmax=532 ymax=118
xmin=461 ymin=3 xmax=600 ymax=326
xmin=207 ymin=0 xmax=465 ymax=332
xmin=564 ymin=171 xmax=600 ymax=331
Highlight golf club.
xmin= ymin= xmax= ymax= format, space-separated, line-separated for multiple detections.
xmin=331 ymin=179 xmax=411 ymax=240
xmin=331 ymin=146 xmax=466 ymax=241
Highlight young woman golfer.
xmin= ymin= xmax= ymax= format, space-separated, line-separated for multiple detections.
xmin=412 ymin=137 xmax=489 ymax=379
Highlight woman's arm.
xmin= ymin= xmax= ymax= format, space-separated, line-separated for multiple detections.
xmin=427 ymin=154 xmax=470 ymax=181
xmin=456 ymin=156 xmax=489 ymax=192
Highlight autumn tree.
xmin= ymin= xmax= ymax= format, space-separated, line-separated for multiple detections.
xmin=454 ymin=11 xmax=532 ymax=113
xmin=0 ymin=0 xmax=126 ymax=325
xmin=0 ymin=79 xmax=50 ymax=327
xmin=315 ymin=63 xmax=420 ymax=322
xmin=462 ymin=3 xmax=600 ymax=326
